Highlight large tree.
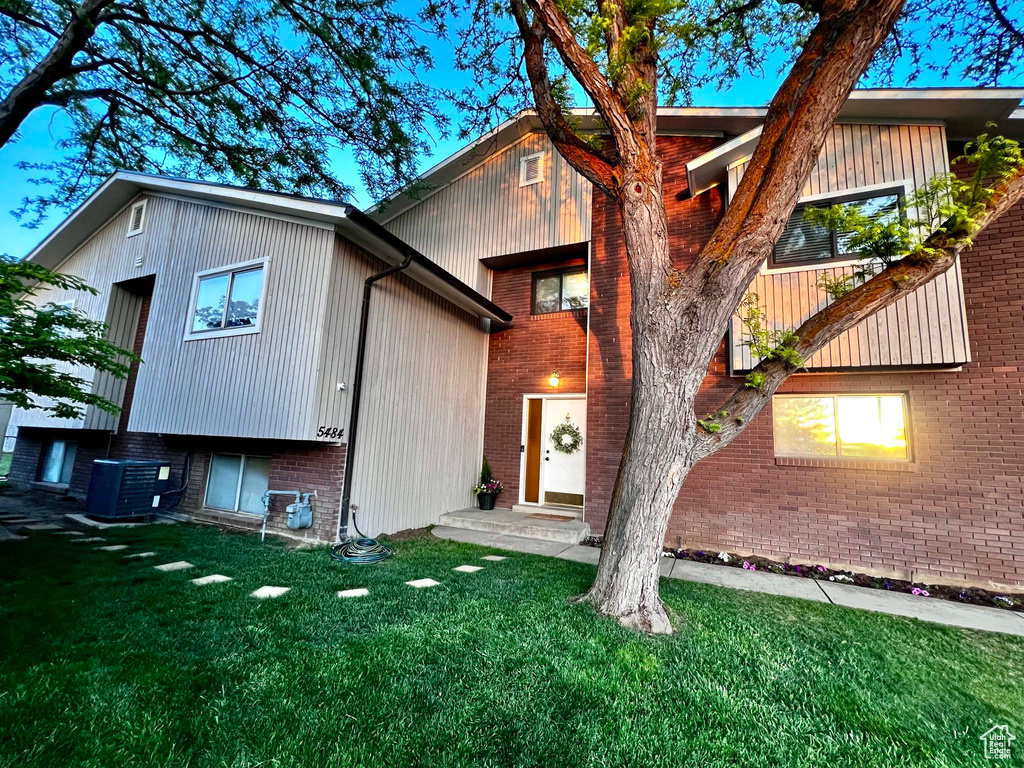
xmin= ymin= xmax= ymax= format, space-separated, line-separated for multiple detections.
xmin=0 ymin=0 xmax=446 ymax=225
xmin=440 ymin=0 xmax=1024 ymax=633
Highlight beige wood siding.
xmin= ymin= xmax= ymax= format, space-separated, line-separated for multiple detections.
xmin=12 ymin=195 xmax=339 ymax=439
xmin=315 ymin=234 xmax=489 ymax=536
xmin=82 ymin=284 xmax=143 ymax=431
xmin=382 ymin=132 xmax=593 ymax=294
xmin=728 ymin=123 xmax=971 ymax=371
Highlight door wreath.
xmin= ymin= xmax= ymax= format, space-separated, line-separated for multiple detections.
xmin=550 ymin=414 xmax=583 ymax=455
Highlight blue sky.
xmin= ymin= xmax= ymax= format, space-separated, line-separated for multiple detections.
xmin=0 ymin=35 xmax=1002 ymax=260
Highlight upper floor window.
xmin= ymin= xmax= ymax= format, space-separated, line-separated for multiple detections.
xmin=186 ymin=259 xmax=266 ymax=340
xmin=532 ymin=266 xmax=588 ymax=314
xmin=773 ymin=393 xmax=910 ymax=461
xmin=770 ymin=190 xmax=903 ymax=269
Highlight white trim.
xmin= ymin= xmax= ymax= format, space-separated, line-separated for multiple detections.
xmin=519 ymin=152 xmax=545 ymax=186
xmin=183 ymin=257 xmax=269 ymax=342
xmin=760 ymin=179 xmax=913 ymax=276
xmin=126 ymin=199 xmax=147 ymax=237
xmin=517 ymin=392 xmax=586 ymax=507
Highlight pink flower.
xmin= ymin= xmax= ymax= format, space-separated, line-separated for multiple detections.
xmin=742 ymin=561 xmax=750 ymax=569
xmin=749 ymin=564 xmax=756 ymax=571
xmin=921 ymin=590 xmax=930 ymax=597
xmin=817 ymin=566 xmax=826 ymax=572
xmin=912 ymin=588 xmax=922 ymax=595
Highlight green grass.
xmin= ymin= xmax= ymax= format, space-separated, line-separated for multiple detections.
xmin=0 ymin=453 xmax=12 ymax=476
xmin=1 ymin=525 xmax=1022 ymax=768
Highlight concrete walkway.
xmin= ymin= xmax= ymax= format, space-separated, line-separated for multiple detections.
xmin=431 ymin=525 xmax=1024 ymax=638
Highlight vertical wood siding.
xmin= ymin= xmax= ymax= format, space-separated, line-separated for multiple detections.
xmin=728 ymin=123 xmax=971 ymax=370
xmin=82 ymin=285 xmax=143 ymax=431
xmin=314 ymin=234 xmax=489 ymax=536
xmin=12 ymin=195 xmax=338 ymax=439
xmin=382 ymin=132 xmax=593 ymax=294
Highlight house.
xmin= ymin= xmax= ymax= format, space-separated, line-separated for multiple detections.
xmin=7 ymin=88 xmax=1024 ymax=593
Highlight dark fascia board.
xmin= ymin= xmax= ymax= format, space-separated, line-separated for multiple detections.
xmin=22 ymin=171 xmax=512 ymax=323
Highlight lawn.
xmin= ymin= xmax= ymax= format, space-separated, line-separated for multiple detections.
xmin=1 ymin=525 xmax=1021 ymax=768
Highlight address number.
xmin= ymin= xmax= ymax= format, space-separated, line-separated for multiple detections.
xmin=317 ymin=426 xmax=344 ymax=439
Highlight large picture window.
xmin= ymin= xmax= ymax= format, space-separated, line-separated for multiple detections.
xmin=532 ymin=267 xmax=589 ymax=314
xmin=187 ymin=260 xmax=266 ymax=339
xmin=773 ymin=394 xmax=910 ymax=461
xmin=770 ymin=190 xmax=903 ymax=269
xmin=205 ymin=454 xmax=271 ymax=515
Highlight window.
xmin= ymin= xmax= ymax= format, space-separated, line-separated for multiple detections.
xmin=126 ymin=200 xmax=147 ymax=237
xmin=38 ymin=440 xmax=77 ymax=485
xmin=773 ymin=394 xmax=910 ymax=461
xmin=770 ymin=190 xmax=903 ymax=269
xmin=520 ymin=152 xmax=545 ymax=186
xmin=205 ymin=454 xmax=271 ymax=515
xmin=532 ymin=267 xmax=589 ymax=314
xmin=187 ymin=260 xmax=266 ymax=339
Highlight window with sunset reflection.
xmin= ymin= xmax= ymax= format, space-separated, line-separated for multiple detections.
xmin=773 ymin=394 xmax=909 ymax=461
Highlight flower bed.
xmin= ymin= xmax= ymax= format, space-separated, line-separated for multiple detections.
xmin=580 ymin=536 xmax=1022 ymax=612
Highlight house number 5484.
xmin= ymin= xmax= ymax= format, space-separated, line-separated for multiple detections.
xmin=317 ymin=426 xmax=344 ymax=439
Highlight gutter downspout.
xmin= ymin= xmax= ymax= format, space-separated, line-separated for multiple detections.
xmin=337 ymin=254 xmax=413 ymax=541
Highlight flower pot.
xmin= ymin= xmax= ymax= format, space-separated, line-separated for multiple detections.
xmin=477 ymin=492 xmax=497 ymax=511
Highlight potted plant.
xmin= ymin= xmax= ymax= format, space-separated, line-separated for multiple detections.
xmin=472 ymin=456 xmax=504 ymax=510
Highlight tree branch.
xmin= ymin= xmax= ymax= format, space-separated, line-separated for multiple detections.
xmin=694 ymin=165 xmax=1024 ymax=459
xmin=509 ymin=0 xmax=619 ymax=195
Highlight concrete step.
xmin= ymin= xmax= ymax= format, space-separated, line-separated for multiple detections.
xmin=511 ymin=504 xmax=584 ymax=519
xmin=437 ymin=507 xmax=589 ymax=544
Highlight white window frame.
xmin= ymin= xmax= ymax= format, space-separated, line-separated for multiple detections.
xmin=760 ymin=179 xmax=913 ymax=276
xmin=183 ymin=257 xmax=269 ymax=341
xmin=519 ymin=152 xmax=545 ymax=187
xmin=204 ymin=453 xmax=271 ymax=515
xmin=126 ymin=199 xmax=148 ymax=238
xmin=772 ymin=392 xmax=912 ymax=462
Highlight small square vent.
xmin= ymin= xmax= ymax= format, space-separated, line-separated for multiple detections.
xmin=520 ymin=153 xmax=544 ymax=186
xmin=126 ymin=200 xmax=147 ymax=238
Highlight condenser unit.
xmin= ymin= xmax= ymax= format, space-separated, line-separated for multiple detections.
xmin=85 ymin=459 xmax=172 ymax=520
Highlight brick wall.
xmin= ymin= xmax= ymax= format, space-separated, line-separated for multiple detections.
xmin=483 ymin=256 xmax=589 ymax=504
xmin=584 ymin=135 xmax=1024 ymax=589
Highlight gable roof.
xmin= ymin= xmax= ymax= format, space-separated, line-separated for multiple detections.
xmin=24 ymin=171 xmax=511 ymax=323
xmin=373 ymin=87 xmax=1024 ymax=223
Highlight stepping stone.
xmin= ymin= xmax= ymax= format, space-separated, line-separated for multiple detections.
xmin=96 ymin=544 xmax=128 ymax=552
xmin=454 ymin=565 xmax=483 ymax=573
xmin=56 ymin=531 xmax=85 ymax=536
xmin=0 ymin=518 xmax=31 ymax=525
xmin=337 ymin=588 xmax=369 ymax=598
xmin=481 ymin=555 xmax=506 ymax=561
xmin=0 ymin=529 xmax=27 ymax=542
xmin=191 ymin=574 xmax=232 ymax=586
xmin=72 ymin=537 xmax=105 ymax=543
xmin=25 ymin=523 xmax=63 ymax=531
xmin=252 ymin=586 xmax=290 ymax=599
xmin=125 ymin=551 xmax=156 ymax=559
xmin=154 ymin=561 xmax=193 ymax=572
xmin=406 ymin=578 xmax=440 ymax=589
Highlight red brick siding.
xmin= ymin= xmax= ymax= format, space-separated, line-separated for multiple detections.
xmin=583 ymin=135 xmax=1024 ymax=588
xmin=483 ymin=257 xmax=589 ymax=504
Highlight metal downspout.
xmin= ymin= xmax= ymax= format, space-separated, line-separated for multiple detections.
xmin=336 ymin=254 xmax=413 ymax=541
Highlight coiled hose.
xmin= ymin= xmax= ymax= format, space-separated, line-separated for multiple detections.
xmin=330 ymin=512 xmax=393 ymax=564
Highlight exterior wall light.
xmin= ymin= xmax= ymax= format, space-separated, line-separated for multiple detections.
xmin=548 ymin=371 xmax=560 ymax=387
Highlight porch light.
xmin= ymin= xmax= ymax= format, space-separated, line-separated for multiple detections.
xmin=548 ymin=371 xmax=560 ymax=387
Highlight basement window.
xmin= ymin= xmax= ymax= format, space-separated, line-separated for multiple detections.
xmin=532 ymin=266 xmax=588 ymax=314
xmin=186 ymin=259 xmax=266 ymax=340
xmin=205 ymin=454 xmax=271 ymax=515
xmin=126 ymin=200 xmax=147 ymax=237
xmin=38 ymin=440 xmax=77 ymax=485
xmin=773 ymin=394 xmax=910 ymax=461
xmin=770 ymin=189 xmax=903 ymax=269
xmin=520 ymin=152 xmax=545 ymax=186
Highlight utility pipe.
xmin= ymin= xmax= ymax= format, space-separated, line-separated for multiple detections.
xmin=337 ymin=254 xmax=413 ymax=540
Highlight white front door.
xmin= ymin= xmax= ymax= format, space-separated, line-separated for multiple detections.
xmin=540 ymin=397 xmax=586 ymax=507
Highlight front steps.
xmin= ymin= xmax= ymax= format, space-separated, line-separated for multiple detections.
xmin=437 ymin=507 xmax=589 ymax=545
xmin=510 ymin=503 xmax=584 ymax=520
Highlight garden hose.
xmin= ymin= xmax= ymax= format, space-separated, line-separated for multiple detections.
xmin=330 ymin=511 xmax=393 ymax=564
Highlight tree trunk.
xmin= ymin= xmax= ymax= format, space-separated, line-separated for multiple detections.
xmin=574 ymin=159 xmax=707 ymax=635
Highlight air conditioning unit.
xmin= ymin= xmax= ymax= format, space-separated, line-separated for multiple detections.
xmin=86 ymin=459 xmax=172 ymax=520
